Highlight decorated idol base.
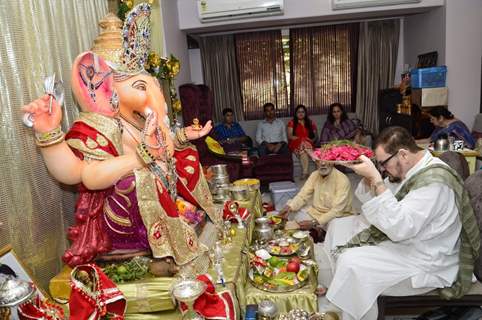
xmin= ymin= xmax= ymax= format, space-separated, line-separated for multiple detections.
xmin=172 ymin=279 xmax=207 ymax=320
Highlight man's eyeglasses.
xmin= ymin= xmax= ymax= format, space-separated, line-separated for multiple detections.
xmin=377 ymin=151 xmax=399 ymax=170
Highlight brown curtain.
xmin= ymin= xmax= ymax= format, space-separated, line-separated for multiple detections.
xmin=0 ymin=0 xmax=108 ymax=290
xmin=199 ymin=34 xmax=243 ymax=122
xmin=290 ymin=23 xmax=359 ymax=115
xmin=235 ymin=30 xmax=289 ymax=120
xmin=356 ymin=20 xmax=400 ymax=134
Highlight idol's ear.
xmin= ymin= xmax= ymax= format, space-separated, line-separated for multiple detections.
xmin=71 ymin=51 xmax=117 ymax=116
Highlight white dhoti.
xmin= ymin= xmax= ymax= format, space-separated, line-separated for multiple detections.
xmin=315 ymin=216 xmax=436 ymax=320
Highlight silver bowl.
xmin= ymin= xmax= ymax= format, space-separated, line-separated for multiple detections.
xmin=209 ymin=164 xmax=228 ymax=176
xmin=0 ymin=276 xmax=36 ymax=307
xmin=172 ymin=279 xmax=207 ymax=320
xmin=211 ymin=175 xmax=230 ymax=186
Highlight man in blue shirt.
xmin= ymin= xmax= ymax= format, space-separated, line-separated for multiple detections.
xmin=214 ymin=108 xmax=253 ymax=153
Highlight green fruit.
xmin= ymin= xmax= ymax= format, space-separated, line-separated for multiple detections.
xmin=117 ymin=265 xmax=128 ymax=274
xmin=253 ymin=275 xmax=264 ymax=285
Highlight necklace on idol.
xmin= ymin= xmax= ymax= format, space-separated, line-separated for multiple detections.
xmin=119 ymin=113 xmax=178 ymax=200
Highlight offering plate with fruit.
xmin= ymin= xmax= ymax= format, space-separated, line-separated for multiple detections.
xmin=248 ymin=252 xmax=310 ymax=293
xmin=267 ymin=237 xmax=300 ymax=256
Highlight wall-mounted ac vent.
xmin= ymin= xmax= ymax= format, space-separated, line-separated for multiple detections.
xmin=332 ymin=0 xmax=421 ymax=10
xmin=198 ymin=0 xmax=284 ymax=23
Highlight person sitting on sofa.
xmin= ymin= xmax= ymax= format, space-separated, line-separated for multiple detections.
xmin=256 ymin=102 xmax=289 ymax=156
xmin=320 ymin=103 xmax=366 ymax=145
xmin=278 ymin=160 xmax=353 ymax=229
xmin=213 ymin=108 xmax=253 ymax=153
xmin=427 ymin=106 xmax=476 ymax=149
xmin=288 ymin=104 xmax=318 ymax=180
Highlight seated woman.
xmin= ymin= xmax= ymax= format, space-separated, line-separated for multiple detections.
xmin=426 ymin=106 xmax=476 ymax=149
xmin=287 ymin=105 xmax=318 ymax=179
xmin=320 ymin=103 xmax=366 ymax=145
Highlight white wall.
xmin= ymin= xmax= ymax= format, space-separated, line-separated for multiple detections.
xmin=160 ymin=0 xmax=191 ymax=88
xmin=178 ymin=0 xmax=443 ymax=33
xmin=445 ymin=0 xmax=482 ymax=128
xmin=403 ymin=0 xmax=482 ymax=128
xmin=404 ymin=5 xmax=446 ymax=68
xmin=188 ymin=48 xmax=204 ymax=84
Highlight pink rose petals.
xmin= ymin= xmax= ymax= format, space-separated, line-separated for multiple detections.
xmin=312 ymin=143 xmax=374 ymax=162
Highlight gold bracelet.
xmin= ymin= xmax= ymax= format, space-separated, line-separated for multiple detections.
xmin=136 ymin=142 xmax=156 ymax=165
xmin=34 ymin=126 xmax=64 ymax=147
xmin=35 ymin=133 xmax=65 ymax=148
xmin=176 ymin=128 xmax=188 ymax=145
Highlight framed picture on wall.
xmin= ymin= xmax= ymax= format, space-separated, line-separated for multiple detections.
xmin=0 ymin=245 xmax=45 ymax=299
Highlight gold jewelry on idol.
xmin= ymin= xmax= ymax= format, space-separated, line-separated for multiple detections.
xmin=34 ymin=126 xmax=65 ymax=147
xmin=175 ymin=128 xmax=188 ymax=145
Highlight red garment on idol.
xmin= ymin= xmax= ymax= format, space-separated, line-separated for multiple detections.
xmin=180 ymin=274 xmax=236 ymax=320
xmin=222 ymin=200 xmax=250 ymax=222
xmin=18 ymin=293 xmax=64 ymax=320
xmin=69 ymin=264 xmax=126 ymax=320
xmin=63 ymin=120 xmax=206 ymax=267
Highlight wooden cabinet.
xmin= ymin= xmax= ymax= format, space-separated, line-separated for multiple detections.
xmin=378 ymin=88 xmax=434 ymax=138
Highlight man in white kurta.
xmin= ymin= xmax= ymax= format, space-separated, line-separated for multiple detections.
xmin=324 ymin=127 xmax=462 ymax=320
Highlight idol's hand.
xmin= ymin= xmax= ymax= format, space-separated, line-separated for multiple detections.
xmin=185 ymin=120 xmax=213 ymax=141
xmin=344 ymin=155 xmax=382 ymax=183
xmin=21 ymin=95 xmax=62 ymax=133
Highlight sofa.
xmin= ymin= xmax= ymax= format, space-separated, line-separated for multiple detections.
xmin=238 ymin=113 xmax=358 ymax=178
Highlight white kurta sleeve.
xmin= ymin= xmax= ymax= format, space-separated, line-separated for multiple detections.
xmin=361 ymin=183 xmax=455 ymax=242
xmin=354 ymin=178 xmax=374 ymax=204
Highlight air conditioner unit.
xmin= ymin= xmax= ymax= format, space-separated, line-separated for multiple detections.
xmin=332 ymin=0 xmax=421 ymax=10
xmin=198 ymin=0 xmax=284 ymax=23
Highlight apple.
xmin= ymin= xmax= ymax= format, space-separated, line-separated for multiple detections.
xmin=286 ymin=261 xmax=300 ymax=273
xmin=289 ymin=257 xmax=301 ymax=265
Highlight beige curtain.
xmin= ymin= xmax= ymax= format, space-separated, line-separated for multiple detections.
xmin=356 ymin=20 xmax=400 ymax=134
xmin=290 ymin=24 xmax=359 ymax=115
xmin=199 ymin=34 xmax=244 ymax=122
xmin=235 ymin=30 xmax=289 ymax=120
xmin=0 ymin=1 xmax=108 ymax=290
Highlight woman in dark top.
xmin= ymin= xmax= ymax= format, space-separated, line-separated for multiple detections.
xmin=428 ymin=106 xmax=475 ymax=149
xmin=320 ymin=103 xmax=364 ymax=144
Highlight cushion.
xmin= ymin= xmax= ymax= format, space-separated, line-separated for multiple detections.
xmin=439 ymin=151 xmax=470 ymax=180
xmin=464 ymin=171 xmax=482 ymax=281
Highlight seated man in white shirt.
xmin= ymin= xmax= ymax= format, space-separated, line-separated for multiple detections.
xmin=320 ymin=126 xmax=479 ymax=320
xmin=256 ymin=102 xmax=289 ymax=156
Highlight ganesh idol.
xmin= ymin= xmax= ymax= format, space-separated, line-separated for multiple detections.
xmin=21 ymin=4 xmax=221 ymax=277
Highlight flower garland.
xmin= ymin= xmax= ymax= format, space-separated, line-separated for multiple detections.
xmin=117 ymin=0 xmax=182 ymax=115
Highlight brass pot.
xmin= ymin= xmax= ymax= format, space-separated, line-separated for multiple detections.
xmin=230 ymin=185 xmax=250 ymax=201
